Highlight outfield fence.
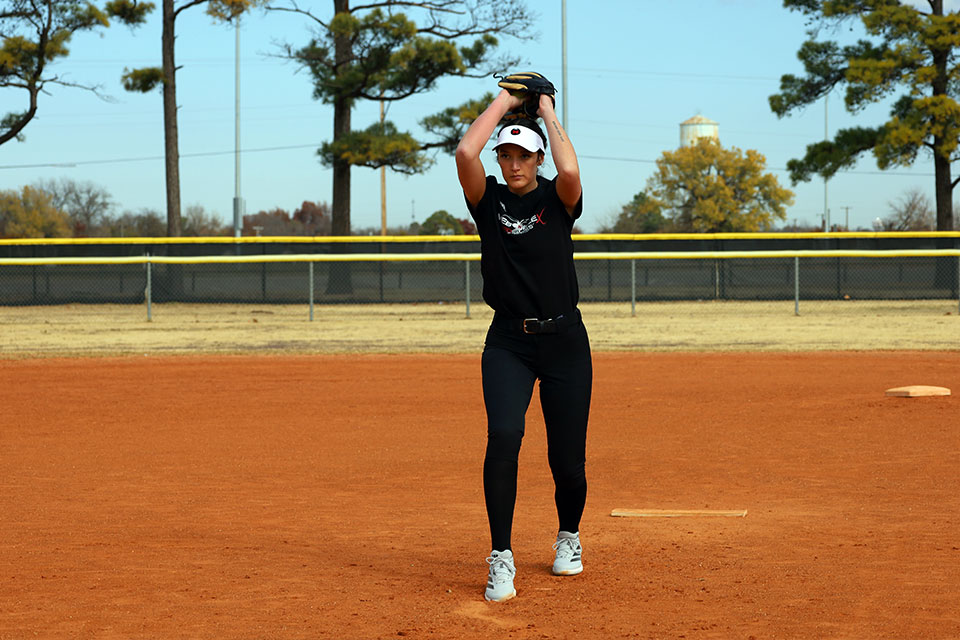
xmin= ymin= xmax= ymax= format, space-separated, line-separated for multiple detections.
xmin=2 ymin=241 xmax=960 ymax=321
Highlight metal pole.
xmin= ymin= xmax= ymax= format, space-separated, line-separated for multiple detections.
xmin=714 ymin=259 xmax=720 ymax=299
xmin=561 ymin=0 xmax=568 ymax=131
xmin=379 ymin=260 xmax=384 ymax=302
xmin=794 ymin=256 xmax=800 ymax=316
xmin=146 ymin=254 xmax=152 ymax=322
xmin=957 ymin=256 xmax=959 ymax=315
xmin=823 ymin=93 xmax=829 ymax=231
xmin=380 ymin=99 xmax=387 ymax=235
xmin=630 ymin=258 xmax=636 ymax=317
xmin=465 ymin=260 xmax=471 ymax=318
xmin=232 ymin=19 xmax=243 ymax=238
xmin=309 ymin=261 xmax=315 ymax=322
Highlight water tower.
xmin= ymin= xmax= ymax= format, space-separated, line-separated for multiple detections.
xmin=679 ymin=115 xmax=719 ymax=147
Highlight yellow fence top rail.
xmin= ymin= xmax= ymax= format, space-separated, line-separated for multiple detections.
xmin=2 ymin=249 xmax=959 ymax=266
xmin=2 ymin=231 xmax=960 ymax=247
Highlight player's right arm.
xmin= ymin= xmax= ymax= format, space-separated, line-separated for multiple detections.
xmin=456 ymin=90 xmax=520 ymax=207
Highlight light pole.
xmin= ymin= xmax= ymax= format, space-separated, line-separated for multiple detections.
xmin=561 ymin=0 xmax=568 ymax=131
xmin=232 ymin=19 xmax=244 ymax=238
xmin=380 ymin=99 xmax=387 ymax=235
xmin=823 ymin=92 xmax=829 ymax=232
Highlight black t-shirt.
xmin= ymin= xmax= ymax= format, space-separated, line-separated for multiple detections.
xmin=465 ymin=175 xmax=583 ymax=319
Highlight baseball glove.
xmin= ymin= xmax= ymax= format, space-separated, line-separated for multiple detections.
xmin=496 ymin=71 xmax=556 ymax=120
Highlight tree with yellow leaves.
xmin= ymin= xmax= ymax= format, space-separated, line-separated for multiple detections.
xmin=0 ymin=186 xmax=71 ymax=238
xmin=637 ymin=138 xmax=794 ymax=233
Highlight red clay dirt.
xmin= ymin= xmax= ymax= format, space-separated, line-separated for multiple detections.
xmin=1 ymin=352 xmax=958 ymax=639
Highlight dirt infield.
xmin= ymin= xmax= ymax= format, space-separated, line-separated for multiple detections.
xmin=2 ymin=351 xmax=958 ymax=639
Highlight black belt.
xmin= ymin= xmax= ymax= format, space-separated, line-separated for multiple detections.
xmin=492 ymin=310 xmax=580 ymax=335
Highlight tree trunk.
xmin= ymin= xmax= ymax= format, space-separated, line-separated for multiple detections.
xmin=932 ymin=144 xmax=956 ymax=294
xmin=330 ymin=0 xmax=351 ymax=237
xmin=331 ymin=100 xmax=351 ymax=236
xmin=930 ymin=0 xmax=954 ymax=232
xmin=927 ymin=1 xmax=956 ymax=294
xmin=158 ymin=0 xmax=184 ymax=302
xmin=162 ymin=0 xmax=181 ymax=238
xmin=933 ymin=150 xmax=953 ymax=232
xmin=326 ymin=0 xmax=353 ymax=294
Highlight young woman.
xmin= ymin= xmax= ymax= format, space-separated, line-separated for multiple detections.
xmin=455 ymin=88 xmax=592 ymax=602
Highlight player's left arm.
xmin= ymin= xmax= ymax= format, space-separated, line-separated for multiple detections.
xmin=538 ymin=94 xmax=581 ymax=216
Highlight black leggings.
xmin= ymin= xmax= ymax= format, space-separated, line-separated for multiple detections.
xmin=481 ymin=314 xmax=592 ymax=552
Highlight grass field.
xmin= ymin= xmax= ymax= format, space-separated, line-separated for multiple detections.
xmin=1 ymin=299 xmax=958 ymax=358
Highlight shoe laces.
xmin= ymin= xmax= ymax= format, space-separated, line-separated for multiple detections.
xmin=553 ymin=535 xmax=580 ymax=559
xmin=486 ymin=553 xmax=515 ymax=583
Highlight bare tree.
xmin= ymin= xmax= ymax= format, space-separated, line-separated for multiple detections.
xmin=182 ymin=204 xmax=229 ymax=236
xmin=882 ymin=188 xmax=935 ymax=231
xmin=33 ymin=178 xmax=114 ymax=235
xmin=102 ymin=209 xmax=167 ymax=237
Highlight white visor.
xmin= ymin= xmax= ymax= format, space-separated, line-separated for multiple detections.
xmin=493 ymin=124 xmax=545 ymax=154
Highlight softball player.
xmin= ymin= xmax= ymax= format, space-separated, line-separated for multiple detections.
xmin=456 ymin=86 xmax=592 ymax=602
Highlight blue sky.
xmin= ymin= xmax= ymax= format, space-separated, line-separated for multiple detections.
xmin=2 ymin=0 xmax=958 ymax=233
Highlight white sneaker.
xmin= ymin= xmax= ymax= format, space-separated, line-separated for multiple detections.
xmin=552 ymin=531 xmax=583 ymax=575
xmin=484 ymin=549 xmax=517 ymax=602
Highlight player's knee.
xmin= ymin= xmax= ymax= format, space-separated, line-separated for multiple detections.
xmin=485 ymin=427 xmax=523 ymax=461
xmin=549 ymin=459 xmax=585 ymax=488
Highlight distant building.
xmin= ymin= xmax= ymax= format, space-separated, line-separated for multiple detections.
xmin=680 ymin=115 xmax=719 ymax=147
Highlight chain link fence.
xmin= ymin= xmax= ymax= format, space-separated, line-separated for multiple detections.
xmin=1 ymin=236 xmax=959 ymax=317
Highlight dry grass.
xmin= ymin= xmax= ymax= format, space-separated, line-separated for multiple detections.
xmin=1 ymin=299 xmax=957 ymax=358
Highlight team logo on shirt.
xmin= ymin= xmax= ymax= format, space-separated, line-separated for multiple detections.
xmin=499 ymin=202 xmax=546 ymax=235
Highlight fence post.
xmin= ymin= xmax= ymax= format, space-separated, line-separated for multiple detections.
xmin=794 ymin=256 xmax=800 ymax=316
xmin=260 ymin=243 xmax=267 ymax=301
xmin=146 ymin=253 xmax=152 ymax=322
xmin=465 ymin=260 xmax=471 ymax=319
xmin=631 ymin=259 xmax=636 ymax=317
xmin=379 ymin=261 xmax=385 ymax=303
xmin=309 ymin=261 xmax=315 ymax=322
xmin=714 ymin=259 xmax=720 ymax=300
